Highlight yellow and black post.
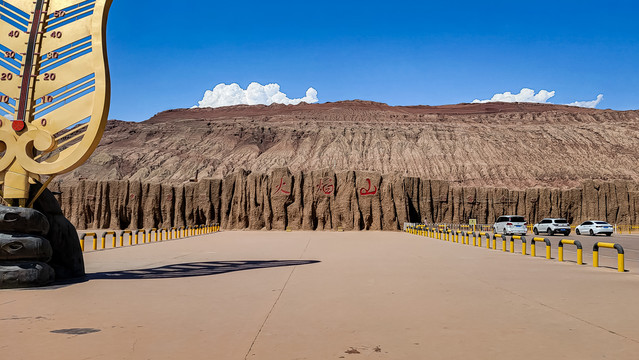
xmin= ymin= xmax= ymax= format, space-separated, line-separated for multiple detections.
xmin=80 ymin=233 xmax=98 ymax=252
xmin=531 ymin=237 xmax=552 ymax=259
xmin=558 ymin=239 xmax=583 ymax=265
xmin=593 ymin=242 xmax=625 ymax=272
xmin=491 ymin=233 xmax=501 ymax=250
xmin=510 ymin=235 xmax=527 ymax=255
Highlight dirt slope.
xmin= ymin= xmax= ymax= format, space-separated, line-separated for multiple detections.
xmin=62 ymin=101 xmax=639 ymax=189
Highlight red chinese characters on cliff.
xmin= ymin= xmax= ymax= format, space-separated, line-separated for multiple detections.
xmin=316 ymin=178 xmax=334 ymax=195
xmin=274 ymin=178 xmax=291 ymax=195
xmin=359 ymin=178 xmax=378 ymax=196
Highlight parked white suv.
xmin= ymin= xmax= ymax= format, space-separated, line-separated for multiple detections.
xmin=533 ymin=218 xmax=571 ymax=236
xmin=493 ymin=215 xmax=527 ymax=235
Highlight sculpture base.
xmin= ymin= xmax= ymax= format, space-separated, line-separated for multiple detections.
xmin=0 ymin=182 xmax=85 ymax=289
xmin=0 ymin=261 xmax=55 ymax=289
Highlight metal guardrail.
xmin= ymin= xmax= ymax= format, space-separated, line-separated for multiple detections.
xmin=491 ymin=233 xmax=503 ymax=250
xmin=559 ymin=239 xmax=583 ymax=265
xmin=100 ymin=231 xmax=116 ymax=250
xmin=510 ymin=235 xmax=526 ymax=255
xmin=530 ymin=237 xmax=552 ymax=259
xmin=121 ymin=230 xmax=133 ymax=246
xmin=593 ymin=242 xmax=625 ymax=272
xmin=80 ymin=233 xmax=97 ymax=252
xmin=413 ymin=222 xmax=639 ymax=235
xmin=404 ymin=225 xmax=627 ymax=273
xmin=79 ymin=224 xmax=221 ymax=252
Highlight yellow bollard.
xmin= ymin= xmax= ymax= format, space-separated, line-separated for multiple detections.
xmin=593 ymin=242 xmax=625 ymax=272
xmin=80 ymin=233 xmax=98 ymax=251
xmin=120 ymin=230 xmax=132 ymax=246
xmin=136 ymin=229 xmax=147 ymax=244
xmin=100 ymin=231 xmax=116 ymax=249
xmin=558 ymin=239 xmax=583 ymax=265
xmin=531 ymin=242 xmax=535 ymax=257
xmin=510 ymin=236 xmax=526 ymax=255
xmin=531 ymin=237 xmax=552 ymax=259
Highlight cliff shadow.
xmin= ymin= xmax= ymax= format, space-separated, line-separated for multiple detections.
xmin=86 ymin=259 xmax=320 ymax=280
xmin=30 ymin=260 xmax=320 ymax=289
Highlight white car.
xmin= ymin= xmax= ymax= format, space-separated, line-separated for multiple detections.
xmin=575 ymin=221 xmax=613 ymax=236
xmin=493 ymin=215 xmax=527 ymax=235
xmin=533 ymin=218 xmax=571 ymax=236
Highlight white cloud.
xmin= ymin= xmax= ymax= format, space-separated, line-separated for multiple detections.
xmin=567 ymin=94 xmax=604 ymax=108
xmin=195 ymin=82 xmax=319 ymax=108
xmin=472 ymin=88 xmax=604 ymax=109
xmin=472 ymin=88 xmax=556 ymax=104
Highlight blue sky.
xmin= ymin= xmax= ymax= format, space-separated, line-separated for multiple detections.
xmin=106 ymin=1 xmax=639 ymax=121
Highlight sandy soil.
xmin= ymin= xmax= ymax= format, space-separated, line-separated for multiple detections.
xmin=2 ymin=231 xmax=639 ymax=359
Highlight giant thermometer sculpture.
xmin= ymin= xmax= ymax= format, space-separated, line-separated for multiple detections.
xmin=0 ymin=0 xmax=112 ymax=206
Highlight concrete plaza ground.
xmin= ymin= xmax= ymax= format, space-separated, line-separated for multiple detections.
xmin=2 ymin=231 xmax=639 ymax=359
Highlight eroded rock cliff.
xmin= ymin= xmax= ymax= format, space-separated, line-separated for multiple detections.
xmin=53 ymin=169 xmax=639 ymax=230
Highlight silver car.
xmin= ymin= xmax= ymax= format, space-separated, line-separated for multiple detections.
xmin=493 ymin=215 xmax=527 ymax=235
xmin=575 ymin=221 xmax=613 ymax=236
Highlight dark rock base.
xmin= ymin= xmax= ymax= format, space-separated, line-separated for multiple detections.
xmin=0 ymin=261 xmax=55 ymax=288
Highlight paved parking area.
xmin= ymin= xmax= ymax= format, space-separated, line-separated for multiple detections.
xmin=3 ymin=231 xmax=639 ymax=359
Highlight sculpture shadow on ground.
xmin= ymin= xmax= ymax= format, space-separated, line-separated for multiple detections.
xmin=85 ymin=259 xmax=321 ymax=281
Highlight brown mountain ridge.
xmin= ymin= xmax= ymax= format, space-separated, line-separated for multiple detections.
xmin=61 ymin=100 xmax=639 ymax=189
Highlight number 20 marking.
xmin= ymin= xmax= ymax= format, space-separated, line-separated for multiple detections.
xmin=1 ymin=73 xmax=13 ymax=81
xmin=43 ymin=73 xmax=56 ymax=81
